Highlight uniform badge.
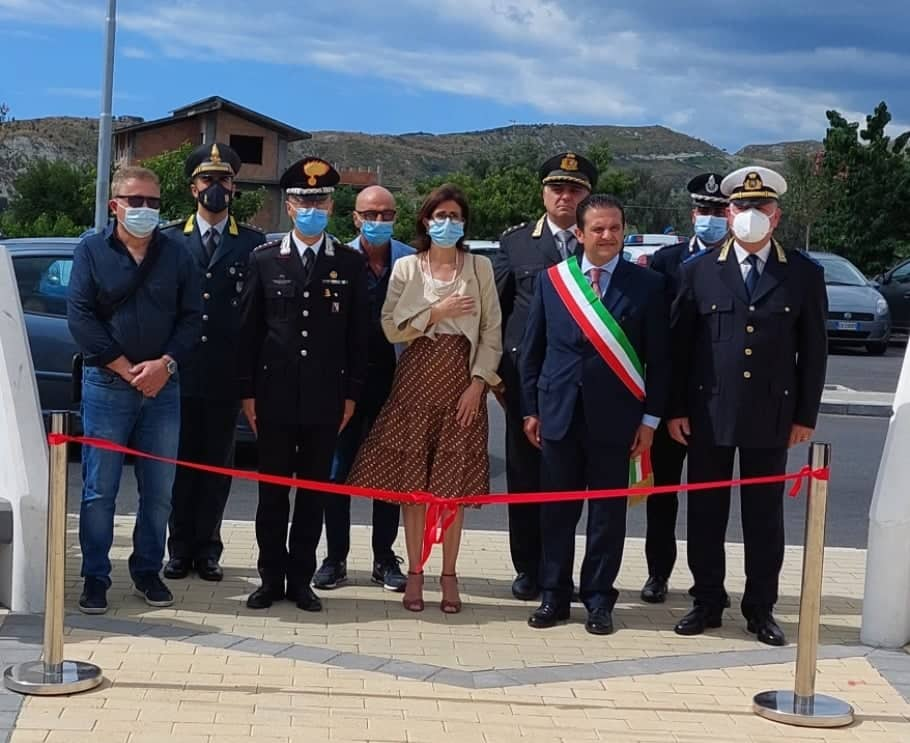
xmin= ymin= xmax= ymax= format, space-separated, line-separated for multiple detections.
xmin=235 ymin=281 xmax=244 ymax=294
xmin=279 ymin=234 xmax=292 ymax=256
xmin=330 ymin=270 xmax=338 ymax=279
xmin=560 ymin=153 xmax=579 ymax=172
xmin=744 ymin=172 xmax=763 ymax=191
xmin=331 ymin=301 xmax=340 ymax=313
xmin=325 ymin=242 xmax=335 ymax=257
xmin=324 ymin=288 xmax=332 ymax=297
xmin=229 ymin=266 xmax=237 ymax=276
xmin=705 ymin=175 xmax=718 ymax=194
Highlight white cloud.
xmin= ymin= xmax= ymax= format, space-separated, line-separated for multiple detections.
xmin=122 ymin=46 xmax=151 ymax=59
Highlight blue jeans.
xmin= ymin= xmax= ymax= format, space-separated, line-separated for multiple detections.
xmin=79 ymin=365 xmax=180 ymax=585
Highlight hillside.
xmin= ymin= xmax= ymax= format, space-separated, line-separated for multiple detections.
xmin=0 ymin=116 xmax=818 ymax=201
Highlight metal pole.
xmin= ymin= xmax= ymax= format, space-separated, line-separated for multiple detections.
xmin=4 ymin=412 xmax=103 ymax=695
xmin=753 ymin=442 xmax=853 ymax=727
xmin=93 ymin=0 xmax=118 ymax=233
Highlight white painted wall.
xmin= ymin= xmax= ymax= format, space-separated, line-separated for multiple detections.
xmin=0 ymin=246 xmax=49 ymax=611
xmin=861 ymin=340 xmax=910 ymax=647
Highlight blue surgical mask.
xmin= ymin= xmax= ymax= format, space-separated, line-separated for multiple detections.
xmin=361 ymin=220 xmax=394 ymax=245
xmin=295 ymin=207 xmax=329 ymax=237
xmin=428 ymin=218 xmax=464 ymax=248
xmin=694 ymin=215 xmax=728 ymax=245
xmin=121 ymin=206 xmax=159 ymax=238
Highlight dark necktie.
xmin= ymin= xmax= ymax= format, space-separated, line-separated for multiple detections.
xmin=203 ymin=228 xmax=219 ymax=261
xmin=744 ymin=254 xmax=760 ymax=298
xmin=302 ymin=248 xmax=314 ymax=280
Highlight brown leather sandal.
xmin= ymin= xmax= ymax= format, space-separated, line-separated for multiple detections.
xmin=440 ymin=573 xmax=462 ymax=614
xmin=403 ymin=571 xmax=424 ymax=612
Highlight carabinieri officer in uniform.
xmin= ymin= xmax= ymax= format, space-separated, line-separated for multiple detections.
xmin=668 ymin=166 xmax=827 ymax=646
xmin=237 ymin=157 xmax=369 ymax=612
xmin=161 ymin=142 xmax=264 ymax=583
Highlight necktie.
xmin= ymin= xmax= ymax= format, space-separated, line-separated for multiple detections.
xmin=203 ymin=228 xmax=219 ymax=261
xmin=588 ymin=267 xmax=602 ymax=296
xmin=744 ymin=254 xmax=760 ymax=298
xmin=555 ymin=230 xmax=574 ymax=260
xmin=302 ymin=248 xmax=314 ymax=280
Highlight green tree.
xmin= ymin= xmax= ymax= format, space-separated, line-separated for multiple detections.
xmin=780 ymin=150 xmax=829 ymax=250
xmin=326 ymin=185 xmax=358 ymax=242
xmin=815 ymin=102 xmax=910 ymax=273
xmin=140 ymin=141 xmax=266 ymax=224
xmin=6 ymin=159 xmax=95 ymax=229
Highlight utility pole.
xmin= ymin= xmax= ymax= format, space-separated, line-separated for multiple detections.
xmin=93 ymin=0 xmax=117 ymax=233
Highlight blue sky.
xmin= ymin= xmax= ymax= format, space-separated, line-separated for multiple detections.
xmin=1 ymin=0 xmax=908 ymax=151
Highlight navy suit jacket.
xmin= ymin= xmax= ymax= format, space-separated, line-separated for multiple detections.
xmin=519 ymin=257 xmax=671 ymax=448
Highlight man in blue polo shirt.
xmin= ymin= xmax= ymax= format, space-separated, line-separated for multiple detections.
xmin=313 ymin=185 xmax=413 ymax=592
xmin=67 ymin=166 xmax=202 ymax=614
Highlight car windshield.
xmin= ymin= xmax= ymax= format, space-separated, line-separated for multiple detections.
xmin=817 ymin=257 xmax=868 ymax=287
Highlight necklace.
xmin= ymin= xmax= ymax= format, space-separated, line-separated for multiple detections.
xmin=423 ymin=252 xmax=461 ymax=297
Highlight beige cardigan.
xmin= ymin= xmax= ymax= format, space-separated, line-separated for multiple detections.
xmin=381 ymin=252 xmax=503 ymax=386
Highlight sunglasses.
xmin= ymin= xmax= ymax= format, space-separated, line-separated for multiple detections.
xmin=115 ymin=195 xmax=162 ymax=209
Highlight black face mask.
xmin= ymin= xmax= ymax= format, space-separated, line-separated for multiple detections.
xmin=197 ymin=181 xmax=231 ymax=213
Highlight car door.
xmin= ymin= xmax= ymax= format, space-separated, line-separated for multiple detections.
xmin=879 ymin=260 xmax=910 ymax=331
xmin=12 ymin=252 xmax=80 ymax=415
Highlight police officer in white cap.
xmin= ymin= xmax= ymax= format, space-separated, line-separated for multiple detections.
xmin=667 ymin=166 xmax=827 ymax=646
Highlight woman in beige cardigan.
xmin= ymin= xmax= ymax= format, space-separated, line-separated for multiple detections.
xmin=347 ymin=184 xmax=502 ymax=613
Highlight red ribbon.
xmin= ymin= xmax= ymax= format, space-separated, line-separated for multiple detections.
xmin=49 ymin=434 xmax=829 ymax=570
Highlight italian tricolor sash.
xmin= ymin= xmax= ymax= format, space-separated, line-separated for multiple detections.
xmin=548 ymin=257 xmax=653 ymax=502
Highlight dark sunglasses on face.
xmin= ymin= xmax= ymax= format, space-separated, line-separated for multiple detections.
xmin=115 ymin=195 xmax=162 ymax=209
xmin=356 ymin=209 xmax=397 ymax=221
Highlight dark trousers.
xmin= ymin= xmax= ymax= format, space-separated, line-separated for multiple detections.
xmin=323 ymin=370 xmax=399 ymax=563
xmin=255 ymin=421 xmax=336 ymax=591
xmin=645 ymin=423 xmax=687 ymax=580
xmin=502 ymin=352 xmax=542 ymax=577
xmin=686 ymin=442 xmax=787 ymax=617
xmin=168 ymin=397 xmax=240 ymax=562
xmin=538 ymin=404 xmax=629 ymax=612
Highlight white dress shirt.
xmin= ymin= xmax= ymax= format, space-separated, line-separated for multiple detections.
xmin=547 ymin=217 xmax=577 ymax=259
xmin=733 ymin=241 xmax=771 ymax=281
xmin=291 ymin=232 xmax=325 ymax=261
xmin=196 ymin=213 xmax=228 ymax=240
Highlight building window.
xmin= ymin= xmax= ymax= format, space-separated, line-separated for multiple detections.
xmin=229 ymin=135 xmax=264 ymax=165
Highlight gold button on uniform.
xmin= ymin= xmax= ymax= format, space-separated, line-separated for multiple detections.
xmin=203 ymin=292 xmax=211 ymax=300
xmin=743 ymin=371 xmax=752 ymax=379
xmin=746 ymin=325 xmax=755 ymax=333
xmin=745 ymin=348 xmax=753 ymax=356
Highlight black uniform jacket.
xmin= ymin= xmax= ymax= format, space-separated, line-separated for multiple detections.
xmin=237 ymin=232 xmax=369 ymax=427
xmin=670 ymin=239 xmax=828 ymax=448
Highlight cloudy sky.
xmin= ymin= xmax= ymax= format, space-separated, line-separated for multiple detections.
xmin=1 ymin=0 xmax=907 ymax=150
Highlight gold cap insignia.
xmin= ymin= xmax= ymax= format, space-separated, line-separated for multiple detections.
xmin=705 ymin=175 xmax=718 ymax=194
xmin=744 ymin=172 xmax=763 ymax=191
xmin=303 ymin=160 xmax=331 ymax=187
xmin=560 ymin=153 xmax=579 ymax=172
xmin=329 ymin=270 xmax=338 ymax=279
xmin=210 ymin=143 xmax=222 ymax=164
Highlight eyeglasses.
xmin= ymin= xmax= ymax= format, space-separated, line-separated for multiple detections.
xmin=115 ymin=195 xmax=161 ymax=209
xmin=431 ymin=212 xmax=464 ymax=222
xmin=356 ymin=209 xmax=397 ymax=221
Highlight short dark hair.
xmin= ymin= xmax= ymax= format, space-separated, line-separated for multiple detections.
xmin=576 ymin=194 xmax=625 ymax=229
xmin=414 ymin=184 xmax=470 ymax=252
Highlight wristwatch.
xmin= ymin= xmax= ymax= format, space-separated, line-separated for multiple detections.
xmin=164 ymin=357 xmax=178 ymax=376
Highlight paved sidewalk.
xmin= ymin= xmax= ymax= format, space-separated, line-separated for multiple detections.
xmin=0 ymin=517 xmax=906 ymax=742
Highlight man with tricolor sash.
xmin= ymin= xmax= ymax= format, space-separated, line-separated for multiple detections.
xmin=520 ymin=194 xmax=670 ymax=635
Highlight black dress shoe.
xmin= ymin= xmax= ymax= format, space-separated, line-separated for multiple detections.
xmin=528 ymin=602 xmax=570 ymax=629
xmin=674 ymin=605 xmax=723 ymax=636
xmin=195 ymin=558 xmax=223 ymax=582
xmin=296 ymin=586 xmax=323 ymax=612
xmin=640 ymin=576 xmax=668 ymax=604
xmin=163 ymin=557 xmax=191 ymax=580
xmin=246 ymin=584 xmax=285 ymax=609
xmin=511 ymin=573 xmax=540 ymax=601
xmin=747 ymin=613 xmax=786 ymax=646
xmin=585 ymin=608 xmax=614 ymax=635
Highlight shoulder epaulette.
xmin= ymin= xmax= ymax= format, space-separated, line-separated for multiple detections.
xmin=253 ymin=238 xmax=281 ymax=252
xmin=236 ymin=221 xmax=264 ymax=233
xmin=332 ymin=238 xmax=359 ymax=255
xmin=500 ymin=222 xmax=528 ymax=239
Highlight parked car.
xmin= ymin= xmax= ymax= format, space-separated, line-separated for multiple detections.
xmin=873 ymin=258 xmax=910 ymax=335
xmin=809 ymin=251 xmax=891 ymax=355
xmin=465 ymin=239 xmax=499 ymax=258
xmin=623 ymin=234 xmax=686 ymax=266
xmin=2 ymin=237 xmax=254 ymax=440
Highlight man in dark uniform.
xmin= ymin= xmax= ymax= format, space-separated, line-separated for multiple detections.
xmin=238 ymin=157 xmax=369 ymax=611
xmin=640 ymin=173 xmax=729 ymax=604
xmin=668 ymin=166 xmax=827 ymax=646
xmin=161 ymin=142 xmax=264 ymax=582
xmin=493 ymin=152 xmax=598 ymax=601
xmin=521 ymin=194 xmax=670 ymax=635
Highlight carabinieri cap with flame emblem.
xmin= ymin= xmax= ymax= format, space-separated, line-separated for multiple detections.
xmin=279 ymin=157 xmax=341 ymax=196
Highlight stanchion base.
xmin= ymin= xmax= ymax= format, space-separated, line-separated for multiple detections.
xmin=753 ymin=690 xmax=854 ymax=728
xmin=4 ymin=661 xmax=103 ymax=696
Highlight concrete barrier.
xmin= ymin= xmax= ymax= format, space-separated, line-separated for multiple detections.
xmin=0 ymin=246 xmax=49 ymax=611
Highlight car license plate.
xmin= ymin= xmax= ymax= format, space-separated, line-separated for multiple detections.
xmin=836 ymin=321 xmax=859 ymax=331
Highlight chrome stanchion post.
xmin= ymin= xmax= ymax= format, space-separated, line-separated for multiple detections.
xmin=753 ymin=442 xmax=854 ymax=727
xmin=4 ymin=411 xmax=104 ymax=695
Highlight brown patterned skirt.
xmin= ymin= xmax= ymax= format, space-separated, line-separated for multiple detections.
xmin=347 ymin=334 xmax=489 ymax=501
